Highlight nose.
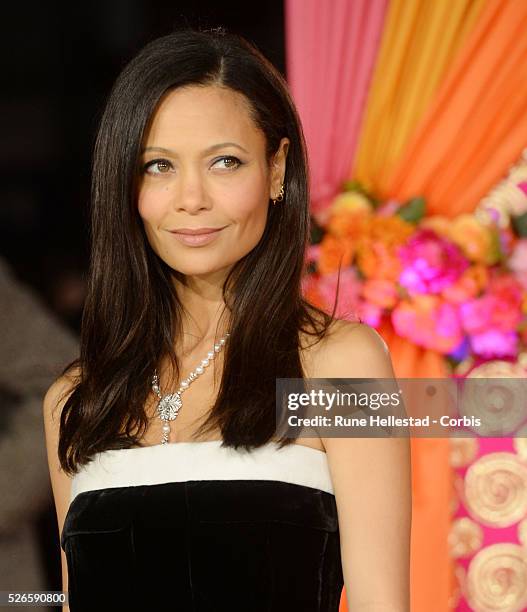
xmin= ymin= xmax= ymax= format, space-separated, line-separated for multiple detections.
xmin=174 ymin=168 xmax=211 ymax=214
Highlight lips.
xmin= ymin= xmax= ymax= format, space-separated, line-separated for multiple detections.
xmin=169 ymin=226 xmax=226 ymax=246
xmin=171 ymin=227 xmax=226 ymax=235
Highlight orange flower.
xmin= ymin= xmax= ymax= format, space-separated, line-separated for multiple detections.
xmin=356 ymin=241 xmax=402 ymax=281
xmin=391 ymin=295 xmax=463 ymax=353
xmin=318 ymin=235 xmax=355 ymax=275
xmin=361 ymin=279 xmax=399 ymax=308
xmin=369 ymin=215 xmax=414 ymax=246
xmin=442 ymin=265 xmax=488 ymax=303
xmin=354 ymin=217 xmax=413 ymax=281
xmin=420 ymin=215 xmax=451 ymax=237
xmin=469 ymin=264 xmax=489 ymax=290
xmin=326 ymin=209 xmax=371 ymax=240
xmin=448 ymin=214 xmax=497 ymax=264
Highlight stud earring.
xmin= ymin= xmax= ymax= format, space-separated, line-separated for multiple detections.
xmin=271 ymin=183 xmax=285 ymax=206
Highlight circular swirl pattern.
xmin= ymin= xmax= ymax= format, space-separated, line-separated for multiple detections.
xmin=468 ymin=360 xmax=527 ymax=379
xmin=464 ymin=452 xmax=527 ymax=527
xmin=459 ymin=361 xmax=527 ymax=436
xmin=466 ymin=543 xmax=527 ymax=611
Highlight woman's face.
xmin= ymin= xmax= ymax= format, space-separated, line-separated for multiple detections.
xmin=138 ymin=84 xmax=289 ymax=278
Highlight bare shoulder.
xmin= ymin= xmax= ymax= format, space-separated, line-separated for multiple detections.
xmin=311 ymin=321 xmax=400 ymax=454
xmin=43 ymin=364 xmax=82 ymax=423
xmin=329 ymin=318 xmax=388 ymax=349
xmin=302 ymin=318 xmax=394 ymax=379
xmin=307 ymin=326 xmax=411 ymax=608
xmin=42 ymin=364 xmax=82 ymax=466
xmin=42 ymin=363 xmax=82 ymax=603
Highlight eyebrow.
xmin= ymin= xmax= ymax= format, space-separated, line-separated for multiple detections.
xmin=142 ymin=142 xmax=250 ymax=155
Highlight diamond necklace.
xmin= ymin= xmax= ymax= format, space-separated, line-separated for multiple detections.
xmin=151 ymin=332 xmax=230 ymax=445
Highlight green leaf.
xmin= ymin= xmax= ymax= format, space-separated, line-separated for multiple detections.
xmin=341 ymin=179 xmax=366 ymax=193
xmin=512 ymin=212 xmax=527 ymax=237
xmin=396 ymin=197 xmax=426 ymax=223
xmin=488 ymin=228 xmax=504 ymax=264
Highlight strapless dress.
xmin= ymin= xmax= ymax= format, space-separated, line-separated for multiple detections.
xmin=61 ymin=440 xmax=344 ymax=611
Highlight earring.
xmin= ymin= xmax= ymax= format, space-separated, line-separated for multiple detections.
xmin=271 ymin=183 xmax=285 ymax=206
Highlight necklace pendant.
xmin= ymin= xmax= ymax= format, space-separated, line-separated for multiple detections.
xmin=152 ymin=331 xmax=230 ymax=446
xmin=157 ymin=392 xmax=182 ymax=421
xmin=161 ymin=424 xmax=170 ymax=444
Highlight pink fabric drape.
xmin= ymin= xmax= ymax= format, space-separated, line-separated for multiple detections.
xmin=285 ymin=0 xmax=389 ymax=218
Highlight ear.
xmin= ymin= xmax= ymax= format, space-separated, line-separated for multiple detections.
xmin=270 ymin=137 xmax=290 ymax=199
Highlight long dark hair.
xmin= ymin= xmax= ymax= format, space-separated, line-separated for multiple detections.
xmin=57 ymin=27 xmax=340 ymax=475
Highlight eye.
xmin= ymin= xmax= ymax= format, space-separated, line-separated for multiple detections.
xmin=143 ymin=159 xmax=173 ymax=175
xmin=211 ymin=156 xmax=243 ymax=171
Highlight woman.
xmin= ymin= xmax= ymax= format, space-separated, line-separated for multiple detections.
xmin=43 ymin=27 xmax=411 ymax=612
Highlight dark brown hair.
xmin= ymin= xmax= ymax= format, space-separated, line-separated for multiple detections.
xmin=57 ymin=26 xmax=340 ymax=475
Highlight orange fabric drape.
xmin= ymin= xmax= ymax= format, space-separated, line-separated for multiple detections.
xmin=378 ymin=321 xmax=453 ymax=612
xmin=338 ymin=320 xmax=451 ymax=612
xmin=352 ymin=0 xmax=486 ymax=194
xmin=381 ymin=0 xmax=527 ymax=216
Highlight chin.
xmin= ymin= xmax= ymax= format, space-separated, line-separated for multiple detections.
xmin=170 ymin=260 xmax=234 ymax=278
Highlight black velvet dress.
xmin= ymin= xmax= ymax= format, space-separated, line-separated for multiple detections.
xmin=61 ymin=440 xmax=344 ymax=611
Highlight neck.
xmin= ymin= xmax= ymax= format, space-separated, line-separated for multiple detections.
xmin=173 ymin=272 xmax=232 ymax=351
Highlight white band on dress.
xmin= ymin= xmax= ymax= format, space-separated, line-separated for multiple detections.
xmin=70 ymin=440 xmax=335 ymax=503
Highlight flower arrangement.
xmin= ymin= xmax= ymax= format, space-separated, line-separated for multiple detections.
xmin=303 ymin=152 xmax=527 ymax=366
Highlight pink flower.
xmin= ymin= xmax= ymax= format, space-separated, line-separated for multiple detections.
xmin=361 ymin=279 xmax=399 ymax=308
xmin=460 ymin=273 xmax=523 ymax=334
xmin=459 ymin=298 xmax=493 ymax=333
xmin=509 ymin=239 xmax=527 ymax=272
xmin=469 ymin=330 xmax=518 ymax=359
xmin=355 ymin=301 xmax=383 ymax=327
xmin=513 ymin=272 xmax=527 ymax=292
xmin=391 ymin=295 xmax=463 ymax=353
xmin=509 ymin=239 xmax=527 ymax=290
xmin=317 ymin=268 xmax=362 ymax=320
xmin=442 ymin=265 xmax=487 ymax=303
xmin=489 ymin=273 xmax=525 ymax=332
xmin=306 ymin=244 xmax=321 ymax=264
xmin=498 ymin=227 xmax=515 ymax=258
xmin=397 ymin=228 xmax=469 ymax=294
